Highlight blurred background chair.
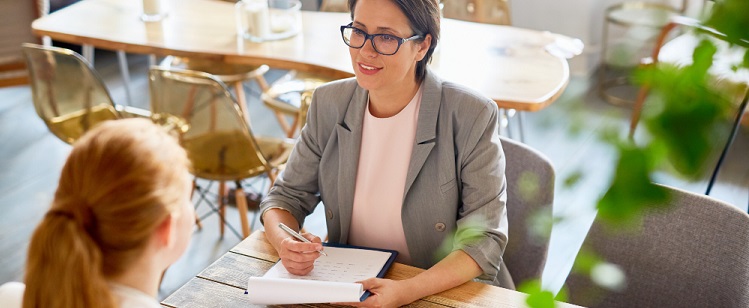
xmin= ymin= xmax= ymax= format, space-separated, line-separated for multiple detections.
xmin=499 ymin=136 xmax=555 ymax=289
xmin=598 ymin=0 xmax=689 ymax=105
xmin=261 ymin=71 xmax=328 ymax=137
xmin=258 ymin=2 xmax=346 ymax=138
xmin=159 ymin=56 xmax=270 ymax=124
xmin=563 ymin=184 xmax=749 ymax=307
xmin=628 ymin=16 xmax=748 ymax=197
xmin=0 ymin=0 xmax=40 ymax=88
xmin=149 ymin=67 xmax=294 ymax=239
xmin=22 ymin=43 xmax=149 ymax=144
xmin=441 ymin=0 xmax=511 ymax=25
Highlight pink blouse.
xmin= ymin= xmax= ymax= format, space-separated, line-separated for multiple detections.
xmin=348 ymin=86 xmax=423 ymax=264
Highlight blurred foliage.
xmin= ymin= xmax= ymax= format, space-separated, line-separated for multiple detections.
xmin=634 ymin=40 xmax=733 ymax=178
xmin=526 ymin=2 xmax=747 ymax=307
xmin=598 ymin=142 xmax=670 ymax=224
xmin=518 ymin=171 xmax=541 ymax=202
xmin=705 ymin=0 xmax=749 ymax=47
xmin=562 ymin=170 xmax=583 ymax=189
xmin=433 ymin=217 xmax=485 ymax=262
xmin=520 ymin=279 xmax=556 ymax=308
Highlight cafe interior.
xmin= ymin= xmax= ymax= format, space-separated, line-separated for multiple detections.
xmin=0 ymin=0 xmax=747 ymax=307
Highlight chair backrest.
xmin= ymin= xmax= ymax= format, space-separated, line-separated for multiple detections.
xmin=148 ymin=67 xmax=272 ymax=181
xmin=442 ymin=0 xmax=511 ymax=25
xmin=22 ymin=43 xmax=120 ymax=144
xmin=564 ymin=184 xmax=749 ymax=307
xmin=319 ymin=0 xmax=348 ymax=12
xmin=499 ymin=136 xmax=554 ymax=287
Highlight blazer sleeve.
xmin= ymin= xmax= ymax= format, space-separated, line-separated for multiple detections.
xmin=453 ymin=100 xmax=508 ymax=281
xmin=258 ymin=90 xmax=325 ymax=227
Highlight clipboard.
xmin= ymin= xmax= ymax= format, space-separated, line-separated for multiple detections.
xmin=245 ymin=243 xmax=398 ymax=305
xmin=322 ymin=242 xmax=398 ymax=302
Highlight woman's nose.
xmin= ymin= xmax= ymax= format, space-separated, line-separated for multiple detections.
xmin=359 ymin=38 xmax=379 ymax=58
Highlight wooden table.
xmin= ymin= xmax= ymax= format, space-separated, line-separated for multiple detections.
xmin=161 ymin=231 xmax=581 ymax=307
xmin=31 ymin=0 xmax=572 ymax=112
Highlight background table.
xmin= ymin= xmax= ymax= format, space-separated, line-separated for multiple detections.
xmin=161 ymin=231 xmax=581 ymax=307
xmin=31 ymin=0 xmax=571 ymax=112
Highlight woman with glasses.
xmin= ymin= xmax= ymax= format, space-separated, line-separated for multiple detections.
xmin=260 ymin=0 xmax=509 ymax=306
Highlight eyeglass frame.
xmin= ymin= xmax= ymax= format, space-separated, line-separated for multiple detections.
xmin=340 ymin=23 xmax=424 ymax=56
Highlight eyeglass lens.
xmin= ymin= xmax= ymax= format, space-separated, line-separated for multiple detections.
xmin=343 ymin=27 xmax=401 ymax=55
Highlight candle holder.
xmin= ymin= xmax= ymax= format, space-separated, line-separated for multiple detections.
xmin=236 ymin=0 xmax=301 ymax=42
xmin=141 ymin=0 xmax=168 ymax=22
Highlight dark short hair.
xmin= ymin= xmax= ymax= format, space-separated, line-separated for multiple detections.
xmin=348 ymin=0 xmax=440 ymax=82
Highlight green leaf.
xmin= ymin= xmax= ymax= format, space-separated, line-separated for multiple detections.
xmin=563 ymin=170 xmax=583 ymax=188
xmin=519 ymin=280 xmax=556 ymax=308
xmin=704 ymin=0 xmax=749 ymax=46
xmin=597 ymin=145 xmax=670 ymax=224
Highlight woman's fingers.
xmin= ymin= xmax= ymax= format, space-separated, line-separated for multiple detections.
xmin=278 ymin=237 xmax=322 ymax=275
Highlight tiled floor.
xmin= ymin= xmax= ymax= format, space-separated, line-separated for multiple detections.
xmin=1 ymin=50 xmax=746 ymax=300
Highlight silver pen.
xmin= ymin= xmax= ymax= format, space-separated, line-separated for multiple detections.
xmin=278 ymin=222 xmax=328 ymax=256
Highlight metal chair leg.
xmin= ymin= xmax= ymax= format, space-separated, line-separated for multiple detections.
xmin=705 ymin=90 xmax=749 ymax=196
xmin=517 ymin=110 xmax=526 ymax=143
xmin=117 ymin=50 xmax=133 ymax=106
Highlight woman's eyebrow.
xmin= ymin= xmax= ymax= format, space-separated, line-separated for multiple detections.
xmin=352 ymin=21 xmax=404 ymax=35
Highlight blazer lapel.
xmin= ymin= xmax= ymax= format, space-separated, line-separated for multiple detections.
xmin=403 ymin=70 xmax=442 ymax=200
xmin=336 ymin=85 xmax=368 ymax=243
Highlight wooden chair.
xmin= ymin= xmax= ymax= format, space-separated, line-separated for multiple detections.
xmin=0 ymin=0 xmax=43 ymax=87
xmin=148 ymin=67 xmax=294 ymax=239
xmin=563 ymin=184 xmax=749 ymax=307
xmin=499 ymin=136 xmax=554 ymax=288
xmin=22 ymin=43 xmax=149 ymax=144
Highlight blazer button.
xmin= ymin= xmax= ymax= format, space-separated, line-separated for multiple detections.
xmin=326 ymin=209 xmax=333 ymax=220
xmin=435 ymin=222 xmax=446 ymax=232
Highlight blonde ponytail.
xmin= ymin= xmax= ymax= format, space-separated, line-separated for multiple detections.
xmin=24 ymin=208 xmax=116 ymax=307
xmin=23 ymin=118 xmax=190 ymax=308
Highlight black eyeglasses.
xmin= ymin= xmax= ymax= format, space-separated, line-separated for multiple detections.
xmin=340 ymin=23 xmax=423 ymax=56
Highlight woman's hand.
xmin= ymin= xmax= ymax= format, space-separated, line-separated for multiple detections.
xmin=277 ymin=232 xmax=323 ymax=275
xmin=340 ymin=278 xmax=414 ymax=308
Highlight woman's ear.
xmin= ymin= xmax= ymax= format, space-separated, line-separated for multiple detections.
xmin=415 ymin=34 xmax=432 ymax=61
xmin=155 ymin=214 xmax=177 ymax=248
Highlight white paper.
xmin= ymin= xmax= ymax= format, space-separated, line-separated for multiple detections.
xmin=246 ymin=246 xmax=393 ymax=304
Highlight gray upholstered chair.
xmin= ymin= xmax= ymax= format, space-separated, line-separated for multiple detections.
xmin=499 ymin=136 xmax=555 ymax=288
xmin=563 ymin=184 xmax=749 ymax=307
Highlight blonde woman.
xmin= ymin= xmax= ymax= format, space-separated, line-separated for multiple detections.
xmin=5 ymin=118 xmax=193 ymax=308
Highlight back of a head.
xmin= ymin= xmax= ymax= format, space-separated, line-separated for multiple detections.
xmin=23 ymin=118 xmax=190 ymax=308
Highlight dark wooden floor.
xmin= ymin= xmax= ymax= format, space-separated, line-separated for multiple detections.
xmin=1 ymin=50 xmax=746 ymax=298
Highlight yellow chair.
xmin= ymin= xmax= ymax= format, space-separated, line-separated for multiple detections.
xmin=159 ymin=56 xmax=270 ymax=124
xmin=21 ymin=43 xmax=149 ymax=144
xmin=148 ymin=67 xmax=294 ymax=238
xmin=261 ymin=71 xmax=329 ymax=137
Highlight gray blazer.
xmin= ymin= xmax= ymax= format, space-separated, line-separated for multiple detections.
xmin=260 ymin=69 xmax=510 ymax=286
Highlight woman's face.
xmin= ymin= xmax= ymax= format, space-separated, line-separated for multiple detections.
xmin=348 ymin=0 xmax=429 ymax=93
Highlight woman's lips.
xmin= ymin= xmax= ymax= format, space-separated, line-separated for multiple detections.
xmin=357 ymin=62 xmax=381 ymax=75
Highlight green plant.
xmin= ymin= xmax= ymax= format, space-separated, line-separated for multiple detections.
xmin=526 ymin=1 xmax=748 ymax=307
